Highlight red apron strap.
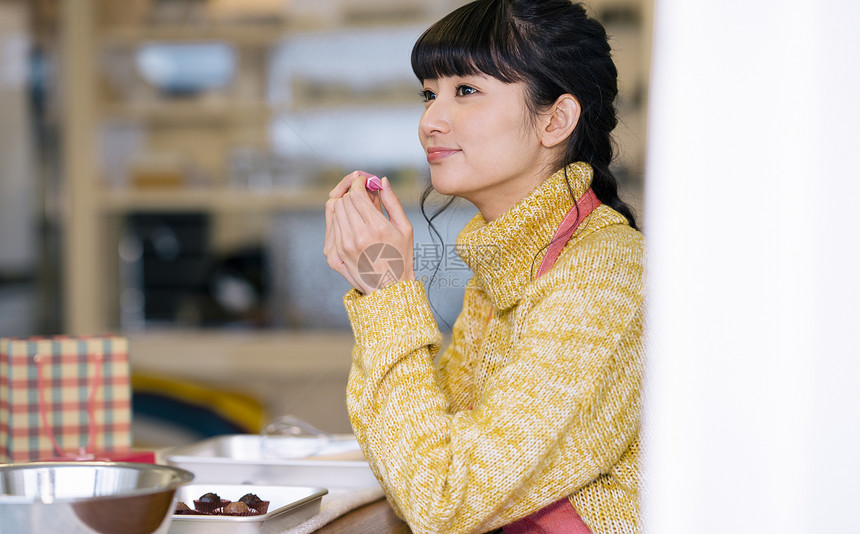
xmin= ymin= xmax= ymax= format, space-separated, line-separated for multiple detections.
xmin=502 ymin=189 xmax=600 ymax=532
xmin=536 ymin=188 xmax=601 ymax=278
xmin=483 ymin=188 xmax=601 ymax=330
xmin=503 ymin=497 xmax=592 ymax=534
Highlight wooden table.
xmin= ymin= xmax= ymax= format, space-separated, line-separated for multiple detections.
xmin=313 ymin=498 xmax=412 ymax=533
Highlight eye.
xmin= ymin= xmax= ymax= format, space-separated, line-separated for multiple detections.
xmin=421 ymin=89 xmax=436 ymax=102
xmin=456 ymin=85 xmax=478 ymax=96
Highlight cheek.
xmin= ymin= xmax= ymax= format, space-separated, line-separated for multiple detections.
xmin=458 ymin=109 xmax=501 ymax=149
xmin=469 ymin=110 xmax=534 ymax=160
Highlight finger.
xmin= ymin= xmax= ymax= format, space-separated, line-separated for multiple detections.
xmin=379 ymin=177 xmax=413 ymax=234
xmin=333 ymin=197 xmax=361 ymax=253
xmin=325 ymin=204 xmax=348 ymax=276
xmin=325 ymin=198 xmax=349 ymax=256
xmin=331 ymin=214 xmax=362 ymax=289
xmin=339 ymin=191 xmax=374 ymax=238
xmin=350 ymin=189 xmax=383 ymax=219
xmin=329 ymin=170 xmax=364 ymax=200
xmin=324 ymin=198 xmax=336 ymax=255
xmin=357 ymin=172 xmax=384 ymax=212
xmin=347 ymin=171 xmax=372 ymax=199
xmin=369 ymin=189 xmax=383 ymax=212
xmin=342 ymin=177 xmax=385 ymax=227
xmin=327 ymin=213 xmax=346 ymax=266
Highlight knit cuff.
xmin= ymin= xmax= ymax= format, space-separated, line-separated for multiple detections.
xmin=344 ymin=280 xmax=441 ymax=364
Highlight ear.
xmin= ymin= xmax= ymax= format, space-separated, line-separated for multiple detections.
xmin=540 ymin=94 xmax=580 ymax=149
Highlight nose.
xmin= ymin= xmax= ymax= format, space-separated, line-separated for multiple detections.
xmin=419 ymin=99 xmax=451 ymax=139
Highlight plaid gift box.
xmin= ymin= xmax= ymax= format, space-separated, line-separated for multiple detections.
xmin=0 ymin=336 xmax=133 ymax=463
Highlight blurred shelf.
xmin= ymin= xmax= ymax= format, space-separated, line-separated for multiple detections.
xmin=100 ymin=22 xmax=298 ymax=47
xmin=100 ymin=100 xmax=272 ymax=124
xmin=127 ymin=329 xmax=355 ymax=379
xmin=98 ymin=187 xmax=331 ymax=213
xmin=65 ymin=2 xmax=435 ymax=335
xmin=99 ymin=182 xmax=426 ymax=213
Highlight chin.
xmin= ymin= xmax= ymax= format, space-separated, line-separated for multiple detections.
xmin=429 ymin=169 xmax=463 ymax=197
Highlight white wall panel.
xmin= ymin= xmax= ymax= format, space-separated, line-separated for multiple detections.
xmin=644 ymin=1 xmax=860 ymax=532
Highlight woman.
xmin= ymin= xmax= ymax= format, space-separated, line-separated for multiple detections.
xmin=323 ymin=1 xmax=644 ymax=532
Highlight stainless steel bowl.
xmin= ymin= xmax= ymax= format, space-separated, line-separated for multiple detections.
xmin=0 ymin=461 xmax=194 ymax=534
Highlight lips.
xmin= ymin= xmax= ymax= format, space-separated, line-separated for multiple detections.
xmin=426 ymin=147 xmax=461 ymax=163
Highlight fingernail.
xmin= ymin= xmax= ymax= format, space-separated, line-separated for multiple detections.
xmin=382 ymin=176 xmax=391 ymax=190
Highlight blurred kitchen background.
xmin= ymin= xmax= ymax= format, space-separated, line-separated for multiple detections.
xmin=0 ymin=0 xmax=651 ymax=446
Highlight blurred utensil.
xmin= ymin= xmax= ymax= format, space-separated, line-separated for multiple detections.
xmin=260 ymin=415 xmax=332 ymax=459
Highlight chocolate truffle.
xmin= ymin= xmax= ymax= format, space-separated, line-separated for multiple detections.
xmin=224 ymin=501 xmax=250 ymax=514
xmin=239 ymin=493 xmax=263 ymax=508
xmin=198 ymin=492 xmax=221 ymax=504
xmin=175 ymin=502 xmax=192 ymax=514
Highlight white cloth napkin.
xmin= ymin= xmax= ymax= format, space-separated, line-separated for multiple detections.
xmin=279 ymin=485 xmax=386 ymax=534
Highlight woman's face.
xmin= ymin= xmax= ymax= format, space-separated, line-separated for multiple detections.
xmin=419 ymin=74 xmax=558 ymax=220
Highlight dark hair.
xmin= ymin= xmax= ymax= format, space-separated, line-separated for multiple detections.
xmin=411 ymin=0 xmax=638 ymax=230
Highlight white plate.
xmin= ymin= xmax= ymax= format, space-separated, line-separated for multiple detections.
xmin=169 ymin=484 xmax=327 ymax=534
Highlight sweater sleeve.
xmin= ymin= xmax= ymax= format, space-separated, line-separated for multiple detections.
xmin=343 ymin=279 xmax=445 ymax=517
xmin=344 ymin=232 xmax=645 ymax=534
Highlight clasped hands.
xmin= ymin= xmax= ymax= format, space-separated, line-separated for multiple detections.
xmin=324 ymin=171 xmax=415 ymax=295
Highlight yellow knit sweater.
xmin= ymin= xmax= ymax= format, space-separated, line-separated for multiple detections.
xmin=344 ymin=162 xmax=645 ymax=534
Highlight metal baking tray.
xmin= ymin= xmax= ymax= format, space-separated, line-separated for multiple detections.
xmin=162 ymin=434 xmax=379 ymax=489
xmin=168 ymin=484 xmax=326 ymax=534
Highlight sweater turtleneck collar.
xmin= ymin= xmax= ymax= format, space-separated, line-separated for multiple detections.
xmin=455 ymin=162 xmax=594 ymax=311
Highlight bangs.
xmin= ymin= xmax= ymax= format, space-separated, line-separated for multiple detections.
xmin=411 ymin=0 xmax=526 ymax=83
